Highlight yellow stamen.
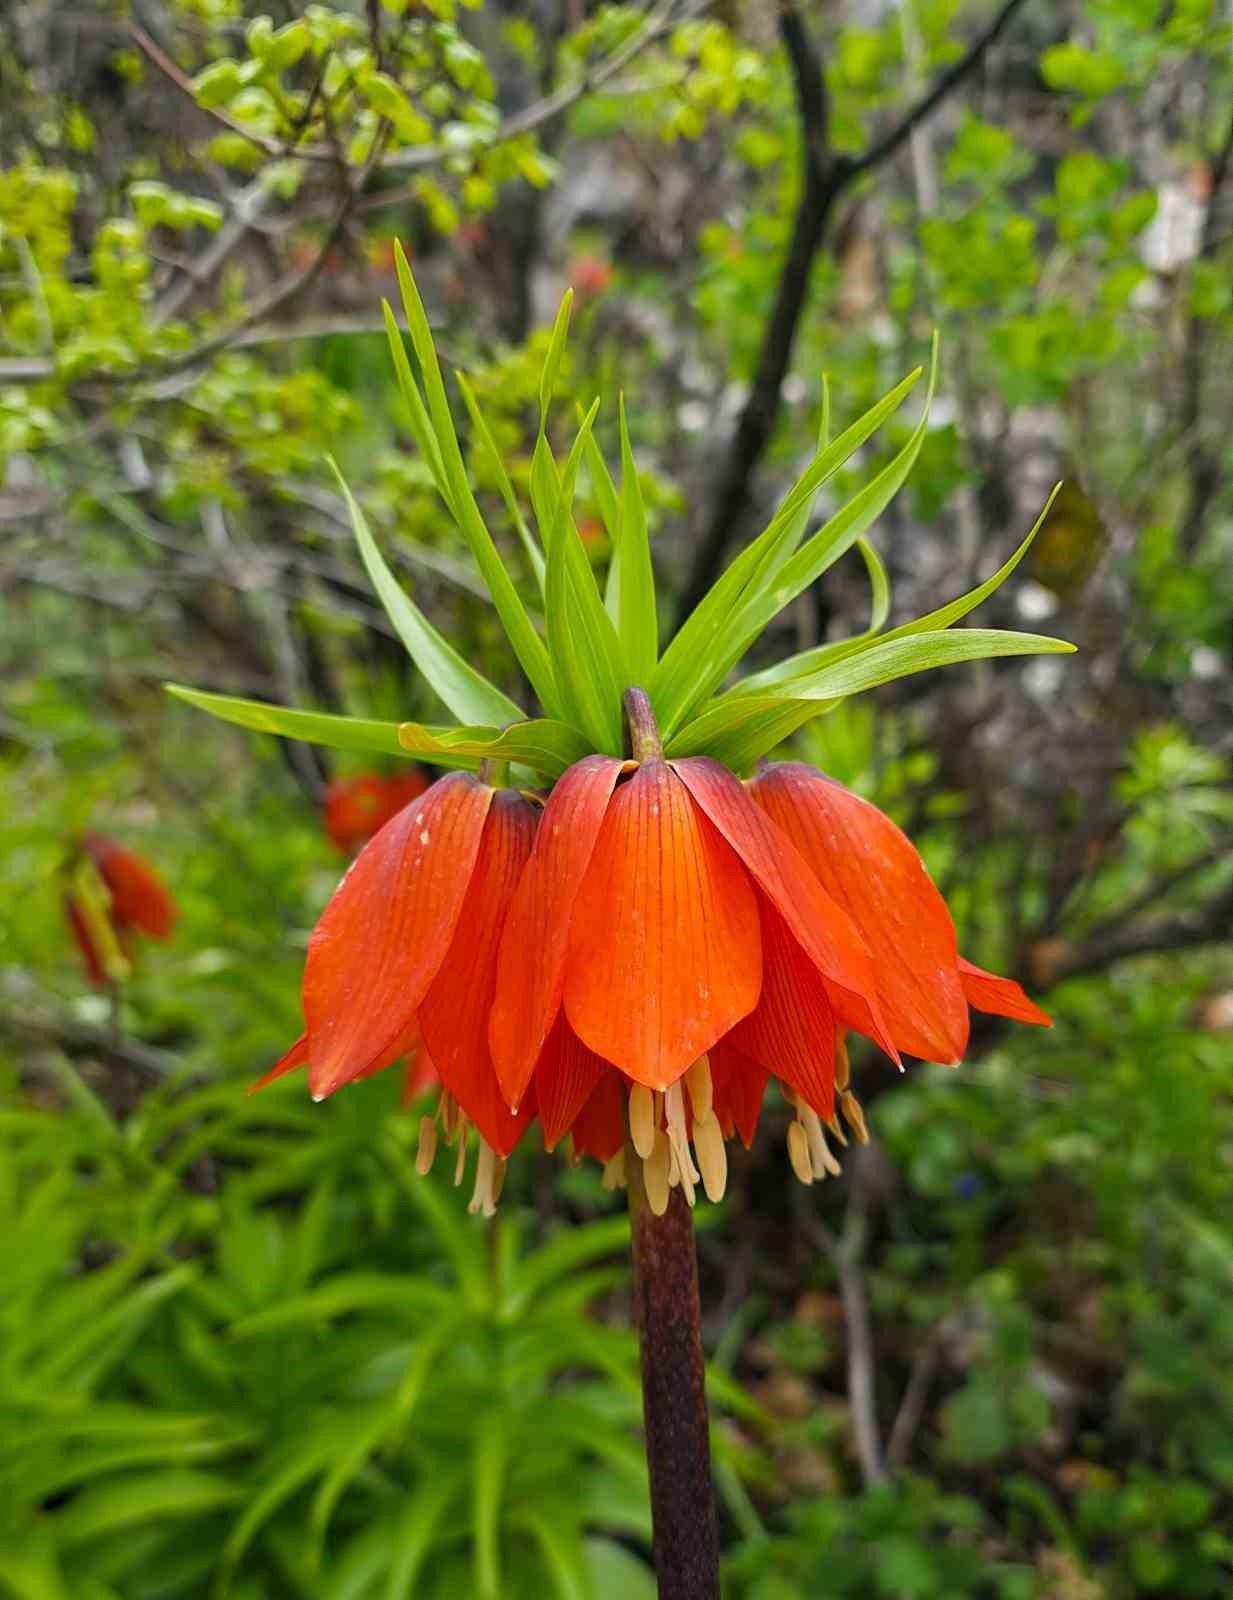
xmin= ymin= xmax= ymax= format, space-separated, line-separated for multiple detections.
xmin=453 ymin=1117 xmax=470 ymax=1186
xmin=693 ymin=1111 xmax=728 ymax=1202
xmin=840 ymin=1090 xmax=870 ymax=1145
xmin=644 ymin=1129 xmax=671 ymax=1216
xmin=629 ymin=1083 xmax=656 ymax=1159
xmin=799 ymin=1104 xmax=842 ymax=1179
xmin=601 ymin=1150 xmax=627 ymax=1191
xmin=415 ymin=1115 xmax=438 ymax=1176
xmin=787 ymin=1119 xmax=814 ymax=1186
xmin=835 ymin=1035 xmax=851 ymax=1093
xmin=468 ymin=1140 xmax=502 ymax=1217
xmin=664 ymin=1081 xmax=699 ymax=1206
xmin=685 ymin=1056 xmax=713 ymax=1123
xmin=825 ymin=1112 xmax=849 ymax=1148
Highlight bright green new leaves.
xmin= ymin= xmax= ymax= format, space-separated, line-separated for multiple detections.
xmin=171 ymin=246 xmax=1074 ymax=779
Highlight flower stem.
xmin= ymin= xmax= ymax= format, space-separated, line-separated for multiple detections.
xmin=623 ymin=685 xmax=664 ymax=763
xmin=624 ymin=1120 xmax=721 ymax=1600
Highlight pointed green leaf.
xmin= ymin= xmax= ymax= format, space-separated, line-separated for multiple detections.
xmin=891 ymin=483 xmax=1064 ymax=638
xmin=544 ymin=400 xmax=627 ymax=753
xmin=392 ymin=243 xmax=559 ymax=714
xmin=539 ymin=289 xmax=574 ymax=420
xmin=381 ymin=300 xmax=451 ymax=509
xmin=615 ymin=394 xmax=658 ymax=682
xmin=166 ymin=686 xmax=412 ymax=758
xmin=857 ymin=536 xmax=891 ymax=632
xmin=332 ymin=462 xmax=524 ymax=727
xmin=651 ymin=365 xmax=922 ymax=730
xmin=745 ymin=628 xmax=1074 ymax=709
xmin=456 ymin=371 xmax=545 ymax=592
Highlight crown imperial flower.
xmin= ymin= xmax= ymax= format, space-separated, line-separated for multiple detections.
xmin=63 ymin=832 xmax=177 ymax=986
xmin=171 ymin=243 xmax=1069 ymax=1210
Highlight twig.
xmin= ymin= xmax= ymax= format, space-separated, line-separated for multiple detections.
xmin=804 ymin=1152 xmax=887 ymax=1488
xmin=1177 ymin=107 xmax=1233 ymax=556
xmin=886 ymin=1315 xmax=953 ymax=1471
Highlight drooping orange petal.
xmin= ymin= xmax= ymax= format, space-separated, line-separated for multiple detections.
xmin=671 ymin=758 xmax=898 ymax=1064
xmin=709 ymin=1039 xmax=768 ymax=1149
xmin=304 ymin=772 xmax=493 ymax=1099
xmin=488 ymin=755 xmax=626 ymax=1109
xmin=419 ymin=790 xmax=539 ymax=1156
xmin=564 ymin=761 xmax=762 ymax=1090
xmin=250 ymin=1032 xmax=309 ymax=1094
xmin=751 ymin=764 xmax=969 ymax=1063
xmin=532 ymin=1014 xmax=613 ymax=1151
xmin=355 ymin=1016 xmax=425 ymax=1084
xmin=84 ymin=834 xmax=177 ymax=939
xmin=725 ymin=898 xmax=837 ymax=1119
xmin=569 ymin=1069 xmax=625 ymax=1163
xmin=959 ymin=957 xmax=1052 ymax=1026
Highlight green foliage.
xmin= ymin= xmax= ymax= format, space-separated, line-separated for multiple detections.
xmin=0 ymin=1069 xmax=655 ymax=1598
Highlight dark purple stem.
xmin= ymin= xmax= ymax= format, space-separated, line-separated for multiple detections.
xmin=625 ymin=1122 xmax=721 ymax=1600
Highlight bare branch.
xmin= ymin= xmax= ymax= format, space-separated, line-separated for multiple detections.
xmin=679 ymin=0 xmax=1032 ymax=615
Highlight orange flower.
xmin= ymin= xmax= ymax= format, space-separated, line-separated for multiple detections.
xmin=260 ymin=753 xmax=1049 ymax=1215
xmin=64 ymin=833 xmax=177 ymax=985
xmin=323 ymin=769 xmax=430 ymax=853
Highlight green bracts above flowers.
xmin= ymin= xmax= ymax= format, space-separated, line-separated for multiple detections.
xmin=169 ymin=248 xmax=1074 ymax=778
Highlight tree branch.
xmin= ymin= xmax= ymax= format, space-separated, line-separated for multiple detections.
xmin=678 ymin=0 xmax=1031 ymax=617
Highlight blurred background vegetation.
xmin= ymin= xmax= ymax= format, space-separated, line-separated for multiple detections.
xmin=2 ymin=0 xmax=1232 ymax=1595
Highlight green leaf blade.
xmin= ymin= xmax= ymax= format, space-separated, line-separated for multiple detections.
xmin=615 ymin=394 xmax=658 ymax=684
xmin=331 ymin=463 xmax=525 ymax=729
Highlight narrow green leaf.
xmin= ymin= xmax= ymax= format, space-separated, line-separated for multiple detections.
xmin=53 ymin=1471 xmax=244 ymax=1546
xmin=539 ymin=289 xmax=574 ymax=420
xmin=615 ymin=394 xmax=658 ymax=682
xmin=456 ymin=371 xmax=545 ymax=592
xmin=392 ymin=243 xmax=560 ymax=714
xmin=544 ymin=400 xmax=627 ymax=753
xmin=384 ymin=1467 xmax=466 ymax=1600
xmin=652 ymin=365 xmax=922 ymax=729
xmin=397 ymin=717 xmax=591 ymax=778
xmin=472 ymin=1412 xmax=508 ymax=1600
xmin=167 ymin=685 xmax=410 ymax=758
xmin=891 ymin=483 xmax=1064 ymax=638
xmin=857 ymin=536 xmax=891 ymax=632
xmin=381 ymin=300 xmax=451 ymax=509
xmin=332 ymin=462 xmax=525 ymax=728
